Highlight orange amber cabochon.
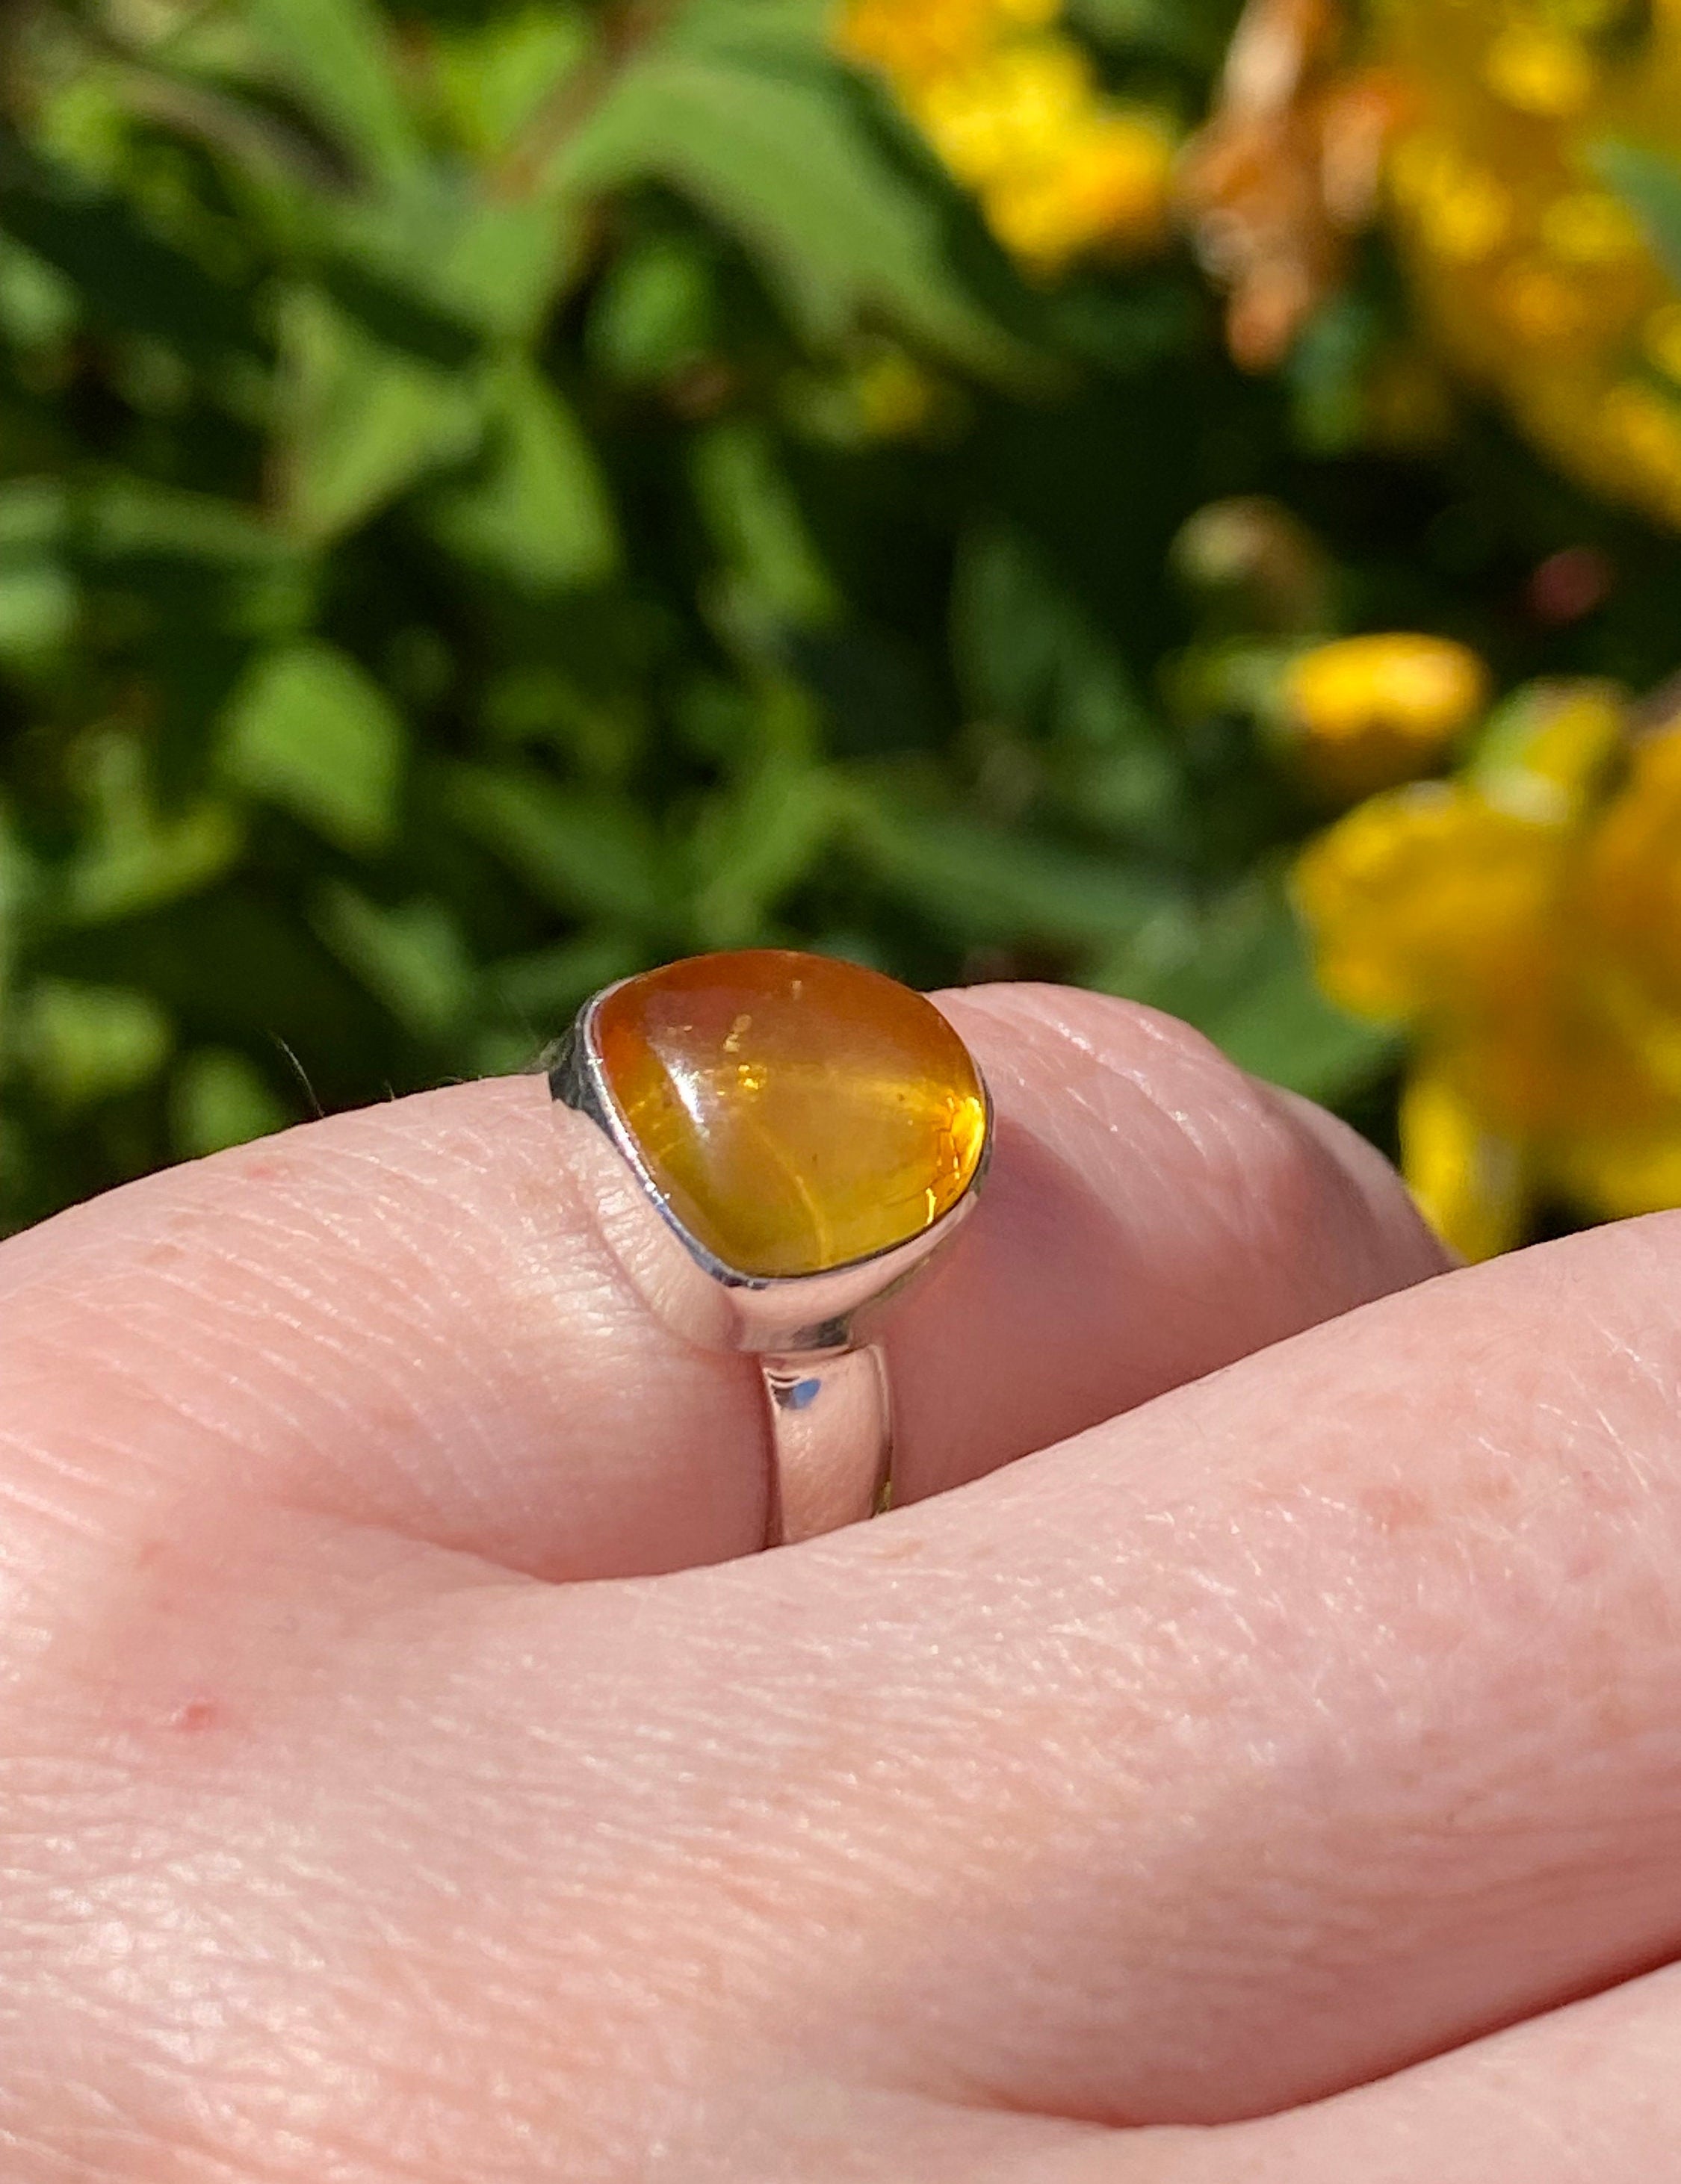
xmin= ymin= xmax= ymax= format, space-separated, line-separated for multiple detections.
xmin=592 ymin=950 xmax=987 ymax=1278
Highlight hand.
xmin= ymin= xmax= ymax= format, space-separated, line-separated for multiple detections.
xmin=1 ymin=984 xmax=1671 ymax=2181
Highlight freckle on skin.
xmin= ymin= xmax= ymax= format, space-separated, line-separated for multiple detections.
xmin=169 ymin=1698 xmax=221 ymax=1734
xmin=1359 ymin=1455 xmax=1522 ymax=1538
xmin=1362 ymin=1482 xmax=1432 ymax=1534
xmin=1593 ymin=1684 xmax=1639 ymax=1748
xmin=1461 ymin=1459 xmax=1522 ymax=1520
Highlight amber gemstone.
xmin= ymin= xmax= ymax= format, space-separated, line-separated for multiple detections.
xmin=592 ymin=949 xmax=987 ymax=1278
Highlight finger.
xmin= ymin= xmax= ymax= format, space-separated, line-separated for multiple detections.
xmin=586 ymin=1960 xmax=1681 ymax=2184
xmin=17 ymin=1470 xmax=1678 ymax=2184
xmin=890 ymin=987 xmax=1444 ymax=1499
xmin=0 ymin=1075 xmax=768 ymax=1599
xmin=605 ymin=1207 xmax=1681 ymax=2134
xmin=351 ymin=1206 xmax=1681 ymax=2142
xmin=1110 ymin=1961 xmax=1681 ymax=2184
xmin=0 ymin=987 xmax=1441 ymax=1613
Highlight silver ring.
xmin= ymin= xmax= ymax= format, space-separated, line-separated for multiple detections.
xmin=547 ymin=949 xmax=991 ymax=1548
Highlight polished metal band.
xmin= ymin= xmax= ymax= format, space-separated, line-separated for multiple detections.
xmin=762 ymin=1344 xmax=891 ymax=1547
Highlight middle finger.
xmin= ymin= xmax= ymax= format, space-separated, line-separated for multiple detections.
xmin=535 ymin=1211 xmax=1681 ymax=2134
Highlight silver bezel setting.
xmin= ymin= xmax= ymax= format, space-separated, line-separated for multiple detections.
xmin=548 ymin=977 xmax=991 ymax=1358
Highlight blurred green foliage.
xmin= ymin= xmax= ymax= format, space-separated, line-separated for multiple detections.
xmin=7 ymin=0 xmax=1681 ymax=1231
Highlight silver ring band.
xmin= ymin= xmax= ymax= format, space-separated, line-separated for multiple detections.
xmin=763 ymin=1345 xmax=891 ymax=1546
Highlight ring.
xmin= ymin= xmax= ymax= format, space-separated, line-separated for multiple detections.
xmin=548 ymin=949 xmax=991 ymax=1548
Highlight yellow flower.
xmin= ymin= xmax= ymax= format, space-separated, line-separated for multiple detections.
xmin=1581 ymin=723 xmax=1681 ymax=1011
xmin=1412 ymin=162 xmax=1513 ymax=264
xmin=835 ymin=0 xmax=1176 ymax=275
xmin=1482 ymin=22 xmax=1596 ymax=117
xmin=837 ymin=0 xmax=1058 ymax=88
xmin=1540 ymin=190 xmax=1644 ymax=265
xmin=913 ymin=37 xmax=1092 ymax=188
xmin=1399 ymin=1062 xmax=1530 ymax=1261
xmin=1294 ymin=780 xmax=1561 ymax=1023
xmin=1280 ymin=632 xmax=1491 ymax=801
xmin=1295 ymin=680 xmax=1681 ymax=1257
xmin=982 ymin=110 xmax=1175 ymax=270
xmin=1373 ymin=0 xmax=1681 ymax=529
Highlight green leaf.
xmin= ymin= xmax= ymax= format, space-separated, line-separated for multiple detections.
xmin=1285 ymin=294 xmax=1382 ymax=456
xmin=0 ymin=145 xmax=261 ymax=363
xmin=313 ymin=886 xmax=473 ymax=1038
xmin=81 ymin=480 xmax=291 ymax=570
xmin=843 ymin=793 xmax=1177 ymax=948
xmin=276 ymin=286 xmax=485 ymax=544
xmin=53 ymin=893 xmax=373 ymax=1091
xmin=1095 ymin=875 xmax=1399 ymax=1103
xmin=19 ymin=980 xmax=172 ymax=1110
xmin=690 ymin=421 xmax=838 ymax=630
xmin=220 ymin=641 xmax=405 ymax=854
xmin=62 ymin=815 xmax=242 ymax=930
xmin=563 ymin=47 xmax=1033 ymax=376
xmin=433 ymin=7 xmax=595 ymax=159
xmin=0 ymin=558 xmax=75 ymax=670
xmin=953 ymin=523 xmax=1154 ymax=748
xmin=324 ymin=187 xmax=579 ymax=352
xmin=315 ymin=249 xmax=485 ymax=372
xmin=170 ymin=1049 xmax=291 ymax=1158
xmin=586 ymin=232 xmax=718 ymax=384
xmin=0 ymin=233 xmax=78 ymax=350
xmin=0 ymin=479 xmax=75 ymax=670
xmin=0 ymin=475 xmax=307 ymax=653
xmin=426 ymin=195 xmax=583 ymax=342
xmin=0 ymin=798 xmax=29 ymax=1038
xmin=74 ymin=478 xmax=315 ymax=640
xmin=660 ymin=0 xmax=834 ymax=52
xmin=0 ymin=480 xmax=66 ymax=555
xmin=483 ymin=931 xmax=646 ymax=1022
xmin=423 ymin=361 xmax=619 ymax=593
xmin=242 ymin=0 xmax=426 ymax=188
xmin=1071 ymin=0 xmax=1230 ymax=67
xmin=448 ymin=766 xmax=670 ymax=929
xmin=691 ymin=749 xmax=840 ymax=946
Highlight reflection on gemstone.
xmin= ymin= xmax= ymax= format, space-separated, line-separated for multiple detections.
xmin=593 ymin=949 xmax=987 ymax=1277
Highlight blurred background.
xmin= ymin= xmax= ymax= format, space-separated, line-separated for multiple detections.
xmin=5 ymin=0 xmax=1681 ymax=1260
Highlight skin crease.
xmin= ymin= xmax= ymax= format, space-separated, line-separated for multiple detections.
xmin=0 ymin=987 xmax=1678 ymax=2180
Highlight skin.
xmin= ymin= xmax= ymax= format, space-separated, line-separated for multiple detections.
xmin=0 ymin=981 xmax=1677 ymax=2180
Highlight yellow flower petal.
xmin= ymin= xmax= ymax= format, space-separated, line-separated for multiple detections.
xmin=913 ymin=37 xmax=1092 ymax=186
xmin=1399 ymin=1060 xmax=1529 ymax=1259
xmin=1282 ymin=632 xmax=1489 ymax=799
xmin=1483 ymin=23 xmax=1595 ymax=117
xmin=1293 ymin=782 xmax=1564 ymax=1021
xmin=1467 ymin=679 xmax=1625 ymax=818
xmin=1374 ymin=0 xmax=1681 ymax=532
xmin=982 ymin=112 xmax=1173 ymax=268
xmin=1414 ymin=165 xmax=1511 ymax=261
xmin=1548 ymin=1114 xmax=1681 ymax=1222
xmin=1582 ymin=723 xmax=1681 ymax=1008
xmin=838 ymin=4 xmax=1176 ymax=276
xmin=1540 ymin=191 xmax=1644 ymax=266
